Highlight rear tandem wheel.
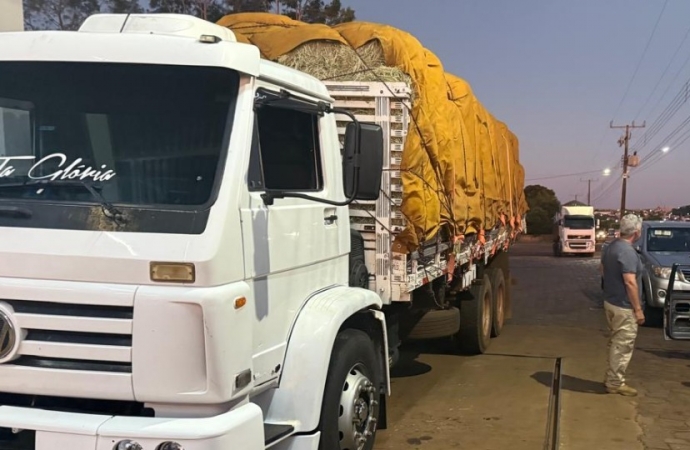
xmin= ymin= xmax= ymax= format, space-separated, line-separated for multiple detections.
xmin=457 ymin=274 xmax=493 ymax=354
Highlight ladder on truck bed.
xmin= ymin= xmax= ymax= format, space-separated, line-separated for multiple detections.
xmin=325 ymin=81 xmax=513 ymax=304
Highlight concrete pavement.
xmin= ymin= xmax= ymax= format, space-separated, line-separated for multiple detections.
xmin=374 ymin=242 xmax=689 ymax=449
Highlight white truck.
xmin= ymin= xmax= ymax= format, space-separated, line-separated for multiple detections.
xmin=0 ymin=14 xmax=520 ymax=450
xmin=553 ymin=205 xmax=596 ymax=257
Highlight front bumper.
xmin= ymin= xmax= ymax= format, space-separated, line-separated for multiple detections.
xmin=648 ymin=276 xmax=690 ymax=309
xmin=563 ymin=240 xmax=595 ymax=253
xmin=0 ymin=403 xmax=265 ymax=450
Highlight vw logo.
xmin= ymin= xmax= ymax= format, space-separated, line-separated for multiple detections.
xmin=0 ymin=309 xmax=18 ymax=361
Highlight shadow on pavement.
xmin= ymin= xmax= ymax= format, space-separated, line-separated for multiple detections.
xmin=638 ymin=348 xmax=690 ymax=360
xmin=391 ymin=350 xmax=433 ymax=379
xmin=531 ymin=371 xmax=607 ymax=394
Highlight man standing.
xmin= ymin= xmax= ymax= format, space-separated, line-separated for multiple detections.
xmin=600 ymin=214 xmax=645 ymax=396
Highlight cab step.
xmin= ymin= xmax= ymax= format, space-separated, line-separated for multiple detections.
xmin=264 ymin=423 xmax=295 ymax=447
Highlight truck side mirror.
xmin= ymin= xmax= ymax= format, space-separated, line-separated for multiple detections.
xmin=343 ymin=122 xmax=383 ymax=201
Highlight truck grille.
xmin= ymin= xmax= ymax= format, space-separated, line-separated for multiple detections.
xmin=5 ymin=299 xmax=133 ymax=373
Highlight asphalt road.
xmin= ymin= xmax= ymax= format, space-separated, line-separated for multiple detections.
xmin=374 ymin=242 xmax=690 ymax=450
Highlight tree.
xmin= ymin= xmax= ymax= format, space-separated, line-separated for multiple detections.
xmin=672 ymin=205 xmax=690 ymax=217
xmin=148 ymin=0 xmax=227 ymax=20
xmin=150 ymin=0 xmax=356 ymax=24
xmin=280 ymin=0 xmax=354 ymax=24
xmin=22 ymin=0 xmax=355 ymax=31
xmin=104 ymin=0 xmax=143 ymax=14
xmin=524 ymin=185 xmax=561 ymax=235
xmin=24 ymin=0 xmax=101 ymax=30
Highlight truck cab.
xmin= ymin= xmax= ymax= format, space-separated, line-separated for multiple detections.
xmin=553 ymin=205 xmax=596 ymax=257
xmin=0 ymin=13 xmax=388 ymax=450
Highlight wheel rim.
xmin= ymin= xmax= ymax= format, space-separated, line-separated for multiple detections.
xmin=338 ymin=364 xmax=378 ymax=450
xmin=482 ymin=289 xmax=492 ymax=337
xmin=495 ymin=285 xmax=505 ymax=328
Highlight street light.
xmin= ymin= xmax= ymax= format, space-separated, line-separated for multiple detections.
xmin=662 ymin=146 xmax=670 ymax=153
xmin=603 ymin=168 xmax=611 ymax=176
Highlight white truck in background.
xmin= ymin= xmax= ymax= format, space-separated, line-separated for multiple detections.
xmin=553 ymin=205 xmax=596 ymax=257
xmin=0 ymin=14 xmax=522 ymax=450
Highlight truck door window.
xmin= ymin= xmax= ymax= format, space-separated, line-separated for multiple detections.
xmin=0 ymin=103 xmax=31 ymax=156
xmin=0 ymin=100 xmax=33 ymax=174
xmin=250 ymin=102 xmax=322 ymax=192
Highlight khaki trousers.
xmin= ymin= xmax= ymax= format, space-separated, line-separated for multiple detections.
xmin=604 ymin=301 xmax=639 ymax=388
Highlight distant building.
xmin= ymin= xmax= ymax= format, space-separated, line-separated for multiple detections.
xmin=0 ymin=0 xmax=23 ymax=32
xmin=563 ymin=200 xmax=588 ymax=207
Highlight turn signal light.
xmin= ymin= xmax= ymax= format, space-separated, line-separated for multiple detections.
xmin=150 ymin=262 xmax=195 ymax=283
xmin=234 ymin=297 xmax=247 ymax=309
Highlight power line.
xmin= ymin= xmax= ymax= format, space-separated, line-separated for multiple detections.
xmin=631 ymin=79 xmax=690 ymax=155
xmin=635 ymin=126 xmax=690 ymax=175
xmin=526 ymin=169 xmax=608 ymax=182
xmin=638 ymin=111 xmax=690 ymax=164
xmin=580 ymin=178 xmax=599 ymax=205
xmin=609 ymin=0 xmax=669 ymax=122
xmin=641 ymin=44 xmax=690 ymax=126
xmin=634 ymin=22 xmax=690 ymax=121
xmin=590 ymin=165 xmax=623 ymax=205
xmin=592 ymin=172 xmax=623 ymax=206
xmin=589 ymin=0 xmax=668 ymax=171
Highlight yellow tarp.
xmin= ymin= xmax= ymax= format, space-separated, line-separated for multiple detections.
xmin=217 ymin=13 xmax=527 ymax=252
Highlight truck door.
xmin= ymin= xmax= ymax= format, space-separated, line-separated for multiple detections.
xmin=239 ymin=84 xmax=348 ymax=387
xmin=664 ymin=264 xmax=690 ymax=340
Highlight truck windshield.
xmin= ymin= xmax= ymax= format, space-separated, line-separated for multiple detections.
xmin=647 ymin=228 xmax=690 ymax=252
xmin=563 ymin=216 xmax=594 ymax=229
xmin=0 ymin=62 xmax=238 ymax=233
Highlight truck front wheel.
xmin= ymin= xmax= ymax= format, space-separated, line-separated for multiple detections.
xmin=319 ymin=329 xmax=381 ymax=450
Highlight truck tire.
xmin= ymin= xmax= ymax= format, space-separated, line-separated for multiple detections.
xmin=457 ymin=275 xmax=493 ymax=354
xmin=406 ymin=307 xmax=461 ymax=340
xmin=488 ymin=268 xmax=506 ymax=338
xmin=319 ymin=329 xmax=381 ymax=450
xmin=349 ymin=230 xmax=369 ymax=289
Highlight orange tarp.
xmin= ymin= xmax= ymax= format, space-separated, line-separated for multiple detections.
xmin=217 ymin=13 xmax=527 ymax=251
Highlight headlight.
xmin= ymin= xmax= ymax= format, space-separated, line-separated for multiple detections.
xmin=114 ymin=441 xmax=143 ymax=450
xmin=652 ymin=265 xmax=672 ymax=279
xmin=158 ymin=443 xmax=185 ymax=450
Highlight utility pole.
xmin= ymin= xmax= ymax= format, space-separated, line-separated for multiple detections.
xmin=580 ymin=178 xmax=599 ymax=205
xmin=610 ymin=120 xmax=646 ymax=220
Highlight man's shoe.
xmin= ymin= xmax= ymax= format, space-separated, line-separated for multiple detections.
xmin=606 ymin=384 xmax=638 ymax=396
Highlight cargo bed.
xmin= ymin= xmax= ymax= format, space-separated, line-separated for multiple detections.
xmin=326 ymin=81 xmax=514 ymax=304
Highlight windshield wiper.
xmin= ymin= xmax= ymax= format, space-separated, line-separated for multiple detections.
xmin=25 ymin=179 xmax=126 ymax=225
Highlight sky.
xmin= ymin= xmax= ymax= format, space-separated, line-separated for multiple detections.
xmin=342 ymin=0 xmax=690 ymax=209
